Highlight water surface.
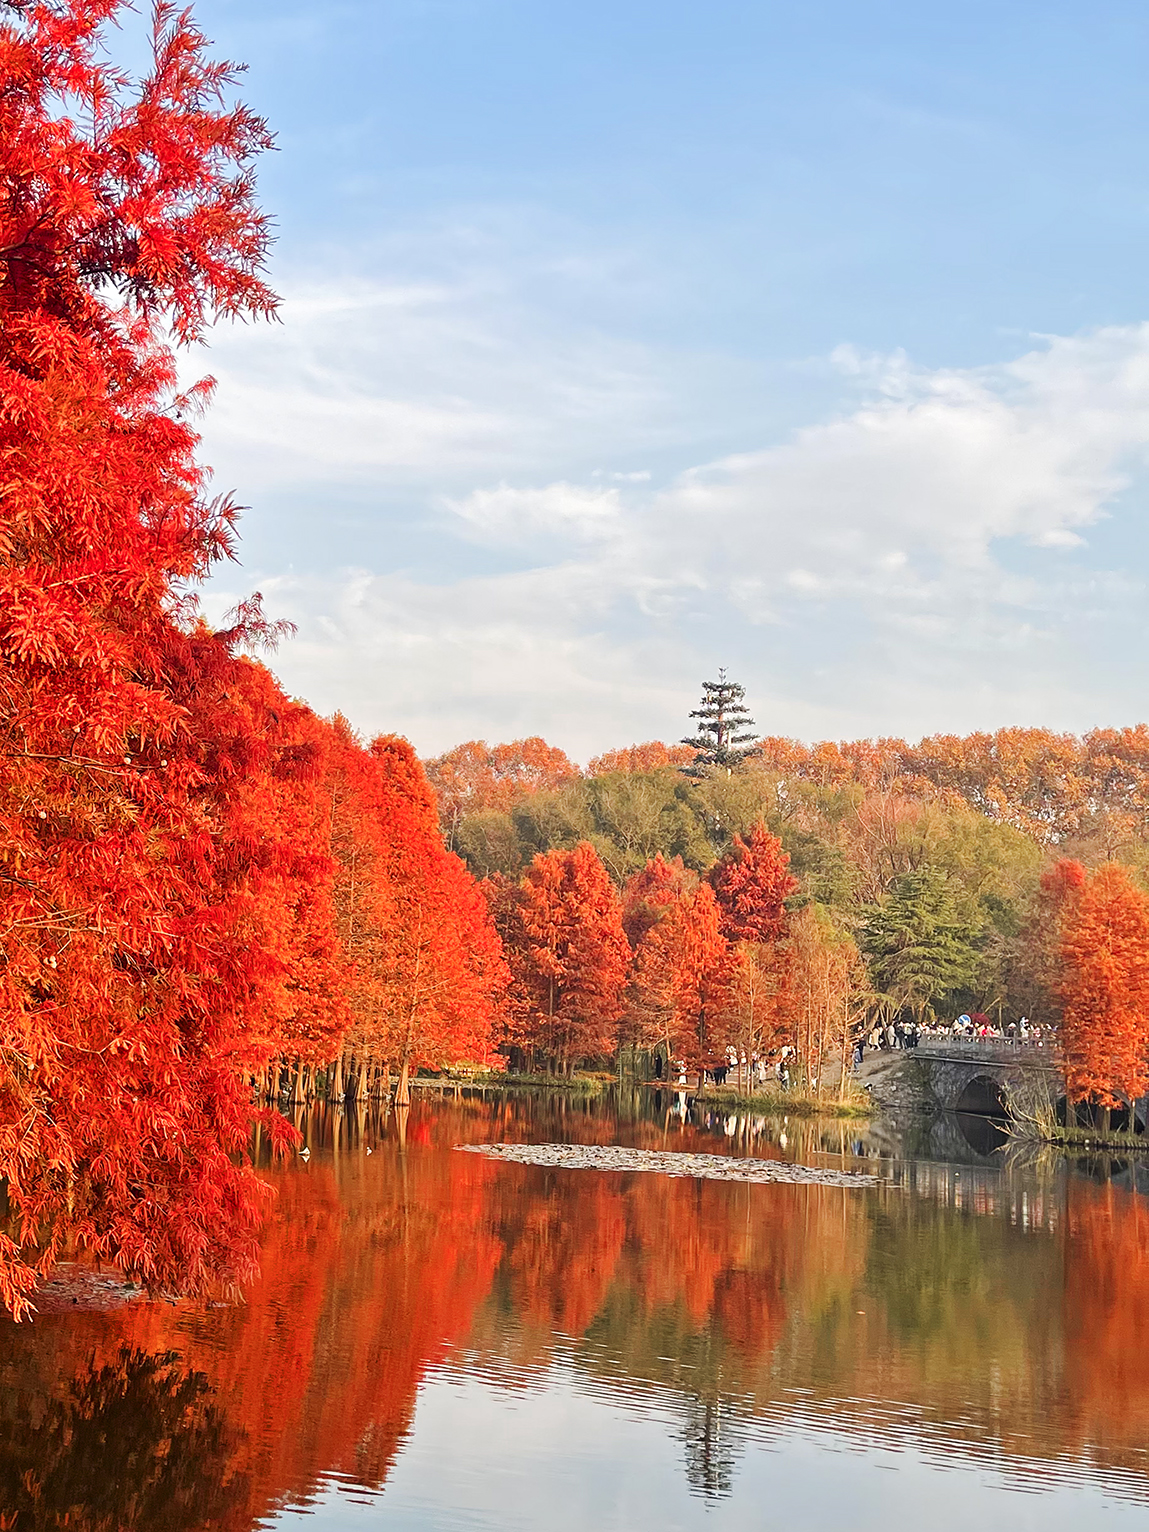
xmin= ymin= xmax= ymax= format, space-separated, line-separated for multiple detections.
xmin=2 ymin=1088 xmax=1147 ymax=1529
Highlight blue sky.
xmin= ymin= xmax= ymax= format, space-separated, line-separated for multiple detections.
xmin=183 ymin=0 xmax=1149 ymax=757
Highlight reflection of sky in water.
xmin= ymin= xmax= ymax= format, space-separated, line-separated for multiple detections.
xmin=267 ymin=1360 xmax=1149 ymax=1532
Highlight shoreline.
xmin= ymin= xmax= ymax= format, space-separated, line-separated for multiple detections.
xmin=416 ymin=1073 xmax=873 ymax=1119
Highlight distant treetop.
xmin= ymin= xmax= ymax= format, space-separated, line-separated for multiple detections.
xmin=587 ymin=741 xmax=695 ymax=776
xmin=681 ymin=671 xmax=760 ymax=776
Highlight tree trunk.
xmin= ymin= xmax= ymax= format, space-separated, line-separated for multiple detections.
xmin=331 ymin=1051 xmax=344 ymax=1103
xmin=396 ymin=1055 xmax=411 ymax=1106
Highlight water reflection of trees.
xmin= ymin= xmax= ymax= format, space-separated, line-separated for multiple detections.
xmin=0 ymin=1348 xmax=247 ymax=1531
xmin=3 ymin=1094 xmax=1149 ymax=1526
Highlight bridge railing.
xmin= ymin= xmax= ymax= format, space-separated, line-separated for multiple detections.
xmin=913 ymin=1035 xmax=1058 ymax=1064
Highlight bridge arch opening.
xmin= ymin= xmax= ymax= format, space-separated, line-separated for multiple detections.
xmin=954 ymin=1075 xmax=1008 ymax=1118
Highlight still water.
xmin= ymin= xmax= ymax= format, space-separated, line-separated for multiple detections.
xmin=2 ymin=1088 xmax=1148 ymax=1530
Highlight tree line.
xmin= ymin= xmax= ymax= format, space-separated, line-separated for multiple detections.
xmin=0 ymin=0 xmax=510 ymax=1317
xmin=427 ymin=693 xmax=1149 ymax=1122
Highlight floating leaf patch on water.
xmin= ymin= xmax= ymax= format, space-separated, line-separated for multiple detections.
xmin=454 ymin=1143 xmax=879 ymax=1187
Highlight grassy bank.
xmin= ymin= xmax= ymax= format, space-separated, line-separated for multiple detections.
xmin=1013 ymin=1122 xmax=1149 ymax=1152
xmin=689 ymin=1086 xmax=873 ymax=1119
xmin=428 ymin=1070 xmax=611 ymax=1094
xmin=417 ymin=1071 xmax=874 ymax=1117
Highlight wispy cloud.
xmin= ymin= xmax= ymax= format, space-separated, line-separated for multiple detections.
xmin=200 ymin=266 xmax=1149 ymax=758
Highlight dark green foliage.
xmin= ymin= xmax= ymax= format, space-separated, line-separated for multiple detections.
xmin=681 ymin=671 xmax=760 ymax=775
xmin=454 ymin=810 xmax=525 ymax=879
xmin=859 ymin=868 xmax=983 ymax=1019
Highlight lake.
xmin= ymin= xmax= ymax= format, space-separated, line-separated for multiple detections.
xmin=2 ymin=1087 xmax=1148 ymax=1530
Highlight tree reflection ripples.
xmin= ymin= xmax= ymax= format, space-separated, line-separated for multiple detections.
xmin=2 ymin=1090 xmax=1148 ymax=1529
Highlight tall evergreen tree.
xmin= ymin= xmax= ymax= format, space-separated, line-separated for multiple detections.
xmin=860 ymin=868 xmax=981 ymax=1021
xmin=681 ymin=671 xmax=759 ymax=775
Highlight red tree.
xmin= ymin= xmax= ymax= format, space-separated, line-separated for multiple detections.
xmin=709 ymin=822 xmax=798 ymax=944
xmin=326 ymin=726 xmax=507 ymax=1104
xmin=623 ymin=856 xmax=732 ymax=1068
xmin=0 ymin=0 xmax=291 ymax=1315
xmin=499 ymin=843 xmax=629 ymax=1071
xmin=1058 ymin=863 xmax=1149 ymax=1121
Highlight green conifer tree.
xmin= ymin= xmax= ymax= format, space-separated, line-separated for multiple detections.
xmin=681 ymin=671 xmax=760 ymax=776
xmin=859 ymin=868 xmax=981 ymax=1021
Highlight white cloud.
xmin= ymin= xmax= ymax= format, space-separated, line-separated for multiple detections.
xmin=205 ymin=293 xmax=1149 ymax=757
xmin=196 ymin=272 xmax=681 ymax=500
xmin=446 ymin=482 xmax=624 ymax=546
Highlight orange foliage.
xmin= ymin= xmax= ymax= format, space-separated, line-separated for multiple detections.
xmin=1063 ymin=1184 xmax=1149 ymax=1459
xmin=424 ymin=737 xmax=580 ymax=827
xmin=587 ymin=741 xmax=695 ymax=775
xmin=787 ymin=907 xmax=864 ymax=1096
xmin=1058 ymin=863 xmax=1149 ymax=1110
xmin=757 ymin=727 xmax=1149 ymax=844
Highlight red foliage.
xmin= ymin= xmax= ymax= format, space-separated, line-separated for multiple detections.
xmin=1058 ymin=862 xmax=1149 ymax=1110
xmin=326 ymin=725 xmax=508 ymax=1096
xmin=709 ymin=821 xmax=798 ymax=944
xmin=623 ymin=856 xmax=733 ymax=1065
xmin=497 ymin=843 xmax=630 ymax=1069
xmin=0 ymin=0 xmax=284 ymax=1315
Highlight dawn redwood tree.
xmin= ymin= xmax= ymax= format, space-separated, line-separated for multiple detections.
xmin=1003 ymin=857 xmax=1086 ymax=1031
xmin=623 ymin=856 xmax=732 ymax=1070
xmin=194 ymin=656 xmax=349 ymax=1101
xmin=709 ymin=822 xmax=798 ymax=944
xmin=725 ymin=941 xmax=791 ymax=1078
xmin=0 ymin=0 xmax=289 ymax=1315
xmin=367 ymin=735 xmax=506 ymax=1102
xmin=707 ymin=825 xmax=797 ymax=1082
xmin=621 ymin=856 xmax=689 ymax=1061
xmin=503 ymin=843 xmax=629 ymax=1072
xmin=326 ymin=724 xmax=507 ymax=1105
xmin=1059 ymin=863 xmax=1149 ymax=1128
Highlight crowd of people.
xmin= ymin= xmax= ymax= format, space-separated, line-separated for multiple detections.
xmin=673 ymin=1012 xmax=1057 ymax=1095
xmin=854 ymin=1013 xmax=1053 ymax=1065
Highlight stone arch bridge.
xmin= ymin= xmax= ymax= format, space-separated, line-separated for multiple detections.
xmin=910 ymin=1040 xmax=1146 ymax=1131
xmin=911 ymin=1041 xmax=1061 ymax=1121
